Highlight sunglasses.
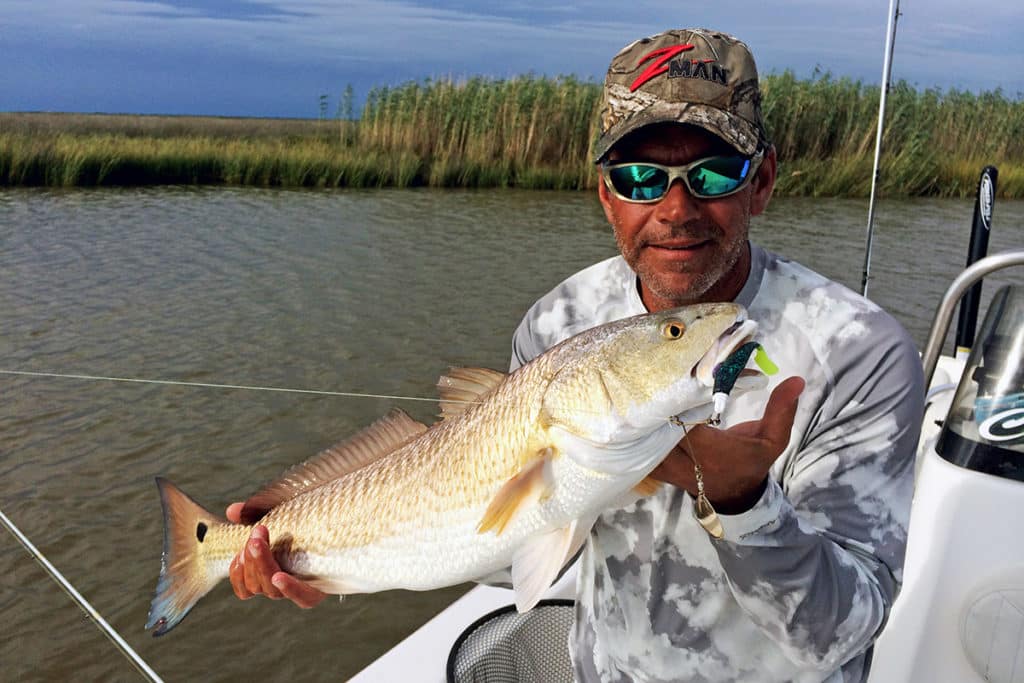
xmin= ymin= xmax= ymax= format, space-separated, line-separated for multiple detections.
xmin=601 ymin=151 xmax=764 ymax=202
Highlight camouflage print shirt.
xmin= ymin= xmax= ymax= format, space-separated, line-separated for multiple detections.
xmin=509 ymin=243 xmax=924 ymax=683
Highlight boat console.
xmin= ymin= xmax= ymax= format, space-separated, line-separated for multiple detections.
xmin=870 ymin=278 xmax=1024 ymax=683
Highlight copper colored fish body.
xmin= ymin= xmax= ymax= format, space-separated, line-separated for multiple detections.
xmin=147 ymin=302 xmax=766 ymax=635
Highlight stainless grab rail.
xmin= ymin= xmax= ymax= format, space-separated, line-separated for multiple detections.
xmin=921 ymin=249 xmax=1024 ymax=389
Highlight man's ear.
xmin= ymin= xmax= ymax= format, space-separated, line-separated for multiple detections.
xmin=597 ymin=167 xmax=617 ymax=225
xmin=749 ymin=146 xmax=777 ymax=216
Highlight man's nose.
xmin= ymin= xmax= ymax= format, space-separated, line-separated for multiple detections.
xmin=653 ymin=178 xmax=700 ymax=224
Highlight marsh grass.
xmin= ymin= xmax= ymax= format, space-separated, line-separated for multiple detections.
xmin=763 ymin=74 xmax=1024 ymax=198
xmin=2 ymin=74 xmax=1021 ymax=197
xmin=0 ymin=112 xmax=329 ymax=139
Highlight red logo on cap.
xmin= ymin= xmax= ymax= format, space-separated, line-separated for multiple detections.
xmin=630 ymin=44 xmax=695 ymax=91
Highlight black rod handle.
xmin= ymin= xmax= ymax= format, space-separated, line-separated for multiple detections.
xmin=954 ymin=166 xmax=998 ymax=356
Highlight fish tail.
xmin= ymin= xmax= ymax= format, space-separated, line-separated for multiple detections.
xmin=146 ymin=477 xmax=227 ymax=636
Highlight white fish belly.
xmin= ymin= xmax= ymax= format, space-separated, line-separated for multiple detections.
xmin=288 ymin=509 xmax=525 ymax=593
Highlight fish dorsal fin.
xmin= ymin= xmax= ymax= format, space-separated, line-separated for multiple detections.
xmin=477 ymin=449 xmax=555 ymax=535
xmin=239 ymin=408 xmax=428 ymax=524
xmin=437 ymin=367 xmax=506 ymax=419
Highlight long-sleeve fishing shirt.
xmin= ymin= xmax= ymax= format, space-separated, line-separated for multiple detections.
xmin=509 ymin=243 xmax=924 ymax=683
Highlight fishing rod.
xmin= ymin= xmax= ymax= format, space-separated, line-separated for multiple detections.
xmin=861 ymin=0 xmax=902 ymax=298
xmin=0 ymin=508 xmax=164 ymax=683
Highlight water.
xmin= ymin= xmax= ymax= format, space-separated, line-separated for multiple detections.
xmin=0 ymin=187 xmax=1021 ymax=681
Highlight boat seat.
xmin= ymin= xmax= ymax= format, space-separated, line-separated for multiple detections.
xmin=446 ymin=599 xmax=574 ymax=683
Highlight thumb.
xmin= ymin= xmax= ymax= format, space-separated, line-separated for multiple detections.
xmin=226 ymin=502 xmax=244 ymax=524
xmin=760 ymin=376 xmax=804 ymax=445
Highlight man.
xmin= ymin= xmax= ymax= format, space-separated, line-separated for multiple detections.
xmin=230 ymin=28 xmax=924 ymax=682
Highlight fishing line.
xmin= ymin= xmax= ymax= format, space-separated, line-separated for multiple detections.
xmin=0 ymin=368 xmax=689 ymax=420
xmin=0 ymin=369 xmax=468 ymax=405
xmin=0 ymin=508 xmax=164 ymax=683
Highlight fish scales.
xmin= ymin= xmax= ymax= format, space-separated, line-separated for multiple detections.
xmin=280 ymin=364 xmax=547 ymax=548
xmin=247 ymin=354 xmax=569 ymax=574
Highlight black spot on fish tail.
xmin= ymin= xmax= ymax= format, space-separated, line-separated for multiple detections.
xmin=196 ymin=522 xmax=207 ymax=542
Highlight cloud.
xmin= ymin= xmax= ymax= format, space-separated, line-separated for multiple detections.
xmin=2 ymin=0 xmax=1020 ymax=116
xmin=135 ymin=0 xmax=311 ymax=21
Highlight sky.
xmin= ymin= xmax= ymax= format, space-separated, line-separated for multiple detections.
xmin=2 ymin=0 xmax=1022 ymax=118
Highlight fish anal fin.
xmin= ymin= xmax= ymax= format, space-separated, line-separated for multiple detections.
xmin=437 ymin=367 xmax=506 ymax=419
xmin=306 ymin=576 xmax=358 ymax=595
xmin=240 ymin=408 xmax=428 ymax=524
xmin=511 ymin=522 xmax=577 ymax=613
xmin=633 ymin=475 xmax=662 ymax=497
xmin=476 ymin=452 xmax=553 ymax=536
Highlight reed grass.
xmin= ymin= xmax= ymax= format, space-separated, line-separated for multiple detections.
xmin=0 ymin=112 xmax=329 ymax=139
xmin=763 ymin=73 xmax=1024 ymax=198
xmin=2 ymin=74 xmax=1021 ymax=197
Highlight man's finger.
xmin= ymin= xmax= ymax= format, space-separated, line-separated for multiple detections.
xmin=271 ymin=572 xmax=328 ymax=609
xmin=241 ymin=538 xmax=264 ymax=595
xmin=243 ymin=526 xmax=284 ymax=599
xmin=229 ymin=555 xmax=254 ymax=600
xmin=759 ymin=376 xmax=804 ymax=445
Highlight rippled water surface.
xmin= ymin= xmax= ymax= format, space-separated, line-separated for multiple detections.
xmin=1 ymin=187 xmax=1021 ymax=681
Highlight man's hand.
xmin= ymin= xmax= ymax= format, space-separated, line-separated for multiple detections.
xmin=652 ymin=376 xmax=805 ymax=514
xmin=226 ymin=502 xmax=328 ymax=609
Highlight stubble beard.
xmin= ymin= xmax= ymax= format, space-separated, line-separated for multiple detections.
xmin=615 ymin=220 xmax=749 ymax=306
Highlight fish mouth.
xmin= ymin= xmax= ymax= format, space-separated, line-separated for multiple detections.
xmin=694 ymin=313 xmax=760 ymax=387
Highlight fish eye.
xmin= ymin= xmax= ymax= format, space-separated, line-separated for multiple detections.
xmin=661 ymin=320 xmax=686 ymax=339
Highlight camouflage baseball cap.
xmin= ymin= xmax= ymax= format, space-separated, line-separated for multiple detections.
xmin=594 ymin=28 xmax=769 ymax=161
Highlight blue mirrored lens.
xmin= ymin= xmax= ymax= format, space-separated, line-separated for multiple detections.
xmin=687 ymin=157 xmax=750 ymax=197
xmin=608 ymin=165 xmax=669 ymax=201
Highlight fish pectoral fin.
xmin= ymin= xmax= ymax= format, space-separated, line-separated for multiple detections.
xmin=436 ymin=367 xmax=506 ymax=419
xmin=476 ymin=453 xmax=554 ymax=536
xmin=633 ymin=475 xmax=662 ymax=497
xmin=511 ymin=522 xmax=577 ymax=613
xmin=240 ymin=408 xmax=428 ymax=524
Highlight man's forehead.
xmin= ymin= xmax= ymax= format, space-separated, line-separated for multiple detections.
xmin=608 ymin=123 xmax=737 ymax=161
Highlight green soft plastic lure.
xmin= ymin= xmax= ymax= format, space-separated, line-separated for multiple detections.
xmin=709 ymin=342 xmax=778 ymax=425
